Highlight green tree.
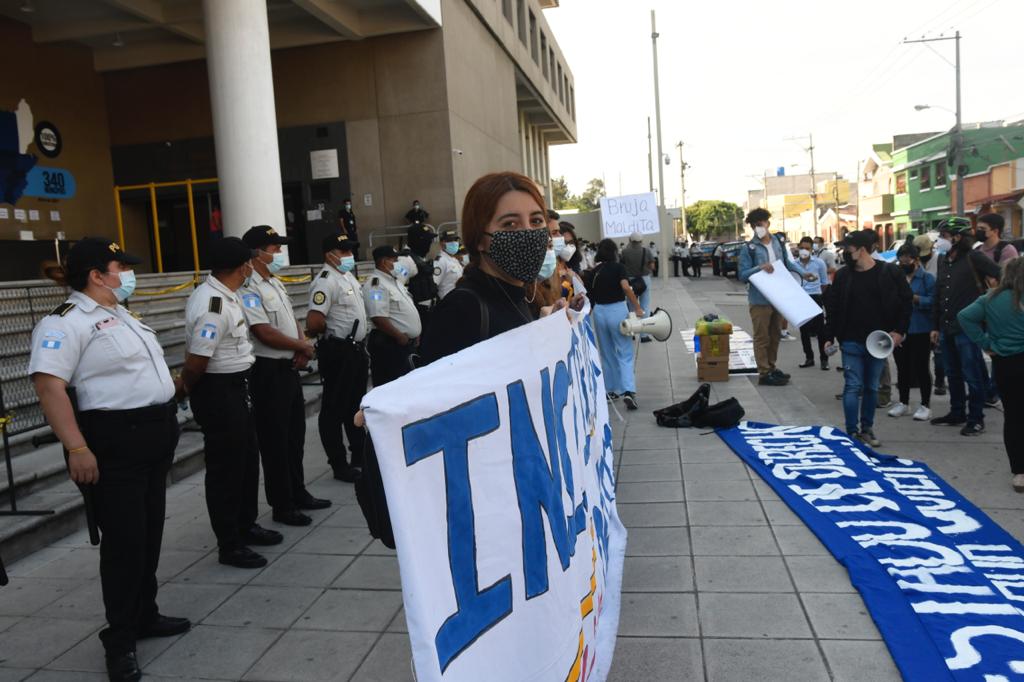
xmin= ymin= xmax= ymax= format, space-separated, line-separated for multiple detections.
xmin=684 ymin=200 xmax=744 ymax=240
xmin=577 ymin=178 xmax=606 ymax=210
xmin=552 ymin=176 xmax=572 ymax=210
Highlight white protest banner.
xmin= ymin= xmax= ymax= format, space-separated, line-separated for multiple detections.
xmin=599 ymin=192 xmax=660 ymax=239
xmin=748 ymin=259 xmax=823 ymax=328
xmin=362 ymin=306 xmax=626 ymax=682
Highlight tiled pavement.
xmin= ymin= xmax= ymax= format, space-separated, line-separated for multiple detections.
xmin=1 ymin=275 xmax=1018 ymax=680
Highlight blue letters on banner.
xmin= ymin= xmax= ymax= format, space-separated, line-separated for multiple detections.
xmin=23 ymin=165 xmax=76 ymax=199
xmin=718 ymin=422 xmax=1024 ymax=681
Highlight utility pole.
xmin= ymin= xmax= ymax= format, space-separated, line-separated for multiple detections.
xmin=903 ymin=31 xmax=964 ymax=215
xmin=651 ymin=10 xmax=669 ymax=281
xmin=647 ymin=117 xmax=654 ymax=193
xmin=856 ymin=159 xmax=861 ymax=231
xmin=833 ymin=171 xmax=840 ymax=241
xmin=676 ymin=141 xmax=689 ymax=242
xmin=786 ymin=133 xmax=818 ymax=237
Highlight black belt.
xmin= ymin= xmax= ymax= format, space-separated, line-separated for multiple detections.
xmin=320 ymin=336 xmax=365 ymax=350
xmin=254 ymin=356 xmax=294 ymax=366
xmin=80 ymin=399 xmax=177 ymax=424
xmin=198 ymin=369 xmax=251 ymax=385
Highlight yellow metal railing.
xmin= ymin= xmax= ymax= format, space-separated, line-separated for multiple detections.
xmin=114 ymin=177 xmax=218 ymax=273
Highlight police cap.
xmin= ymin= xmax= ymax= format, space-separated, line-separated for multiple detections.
xmin=65 ymin=237 xmax=142 ymax=275
xmin=322 ymin=232 xmax=357 ymax=254
xmin=373 ymin=245 xmax=399 ymax=262
xmin=440 ymin=229 xmax=459 ymax=242
xmin=242 ymin=225 xmax=290 ymax=249
xmin=209 ymin=237 xmax=255 ymax=270
xmin=406 ymin=223 xmax=437 ymax=242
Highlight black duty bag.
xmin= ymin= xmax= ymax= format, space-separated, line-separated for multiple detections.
xmin=354 ymin=437 xmax=396 ymax=549
xmin=691 ymin=397 xmax=745 ymax=429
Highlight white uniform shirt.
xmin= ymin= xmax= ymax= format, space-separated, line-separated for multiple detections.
xmin=28 ymin=290 xmax=175 ymax=411
xmin=364 ymin=268 xmax=422 ymax=338
xmin=308 ymin=265 xmax=367 ymax=341
xmin=433 ymin=252 xmax=464 ymax=300
xmin=239 ymin=270 xmax=301 ymax=360
xmin=184 ymin=275 xmax=254 ymax=374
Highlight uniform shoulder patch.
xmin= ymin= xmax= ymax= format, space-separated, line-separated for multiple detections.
xmin=371 ymin=277 xmax=379 ymax=286
xmin=242 ymin=293 xmax=261 ymax=309
xmin=312 ymin=291 xmax=327 ymax=306
xmin=433 ymin=266 xmax=442 ymax=276
xmin=319 ymin=270 xmax=330 ymax=279
xmin=208 ymin=296 xmax=222 ymax=314
xmin=49 ymin=302 xmax=75 ymax=317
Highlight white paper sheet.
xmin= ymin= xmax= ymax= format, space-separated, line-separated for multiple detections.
xmin=748 ymin=259 xmax=823 ymax=328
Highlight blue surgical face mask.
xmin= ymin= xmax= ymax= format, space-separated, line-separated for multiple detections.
xmin=444 ymin=241 xmax=459 ymax=255
xmin=934 ymin=237 xmax=952 ymax=256
xmin=394 ymin=263 xmax=409 ymax=280
xmin=552 ymin=236 xmax=566 ymax=254
xmin=106 ymin=270 xmax=136 ymax=302
xmin=264 ymin=251 xmax=287 ymax=273
xmin=538 ymin=249 xmax=557 ymax=280
xmin=336 ymin=255 xmax=355 ymax=273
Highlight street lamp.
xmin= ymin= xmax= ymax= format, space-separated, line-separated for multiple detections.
xmin=914 ymin=103 xmax=954 ymax=114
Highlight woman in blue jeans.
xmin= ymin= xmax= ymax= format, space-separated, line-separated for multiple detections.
xmin=587 ymin=239 xmax=644 ymax=410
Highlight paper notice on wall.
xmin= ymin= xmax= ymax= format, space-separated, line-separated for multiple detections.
xmin=0 ymin=208 xmax=8 ymax=219
xmin=748 ymin=260 xmax=823 ymax=328
xmin=28 ymin=209 xmax=39 ymax=221
xmin=14 ymin=209 xmax=27 ymax=222
xmin=50 ymin=210 xmax=61 ymax=222
xmin=306 ymin=209 xmax=323 ymax=221
xmin=19 ymin=230 xmax=33 ymax=240
xmin=310 ymin=149 xmax=339 ymax=180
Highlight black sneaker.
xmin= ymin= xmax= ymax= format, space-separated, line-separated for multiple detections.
xmin=623 ymin=392 xmax=638 ymax=410
xmin=798 ymin=358 xmax=815 ymax=368
xmin=218 ymin=546 xmax=267 ymax=569
xmin=931 ymin=413 xmax=967 ymax=426
xmin=758 ymin=373 xmax=788 ymax=386
xmin=242 ymin=524 xmax=283 ymax=546
xmin=820 ymin=359 xmax=829 ymax=371
xmin=607 ymin=392 xmax=620 ymax=401
xmin=770 ymin=368 xmax=791 ymax=380
xmin=961 ymin=422 xmax=985 ymax=436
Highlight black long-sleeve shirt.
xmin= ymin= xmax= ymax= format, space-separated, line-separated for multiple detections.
xmin=824 ymin=261 xmax=913 ymax=343
xmin=933 ymin=249 xmax=1001 ymax=335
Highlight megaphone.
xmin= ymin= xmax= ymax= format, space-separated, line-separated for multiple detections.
xmin=620 ymin=308 xmax=673 ymax=342
xmin=866 ymin=330 xmax=894 ymax=359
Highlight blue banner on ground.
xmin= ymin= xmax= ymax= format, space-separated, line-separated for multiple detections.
xmin=718 ymin=422 xmax=1024 ymax=682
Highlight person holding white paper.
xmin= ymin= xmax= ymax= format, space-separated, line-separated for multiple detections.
xmin=738 ymin=208 xmax=816 ymax=386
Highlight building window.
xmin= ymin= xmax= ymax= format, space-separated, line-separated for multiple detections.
xmin=920 ymin=165 xmax=931 ymax=190
xmin=562 ymin=74 xmax=568 ymax=106
xmin=896 ymin=172 xmax=907 ymax=194
xmin=934 ymin=162 xmax=947 ymax=187
xmin=549 ymin=48 xmax=555 ymax=85
xmin=540 ymin=33 xmax=548 ymax=79
xmin=570 ymin=85 xmax=576 ymax=121
xmin=529 ymin=11 xmax=538 ymax=62
xmin=909 ymin=169 xmax=918 ymax=180
xmin=516 ymin=0 xmax=526 ymax=45
xmin=502 ymin=0 xmax=512 ymax=23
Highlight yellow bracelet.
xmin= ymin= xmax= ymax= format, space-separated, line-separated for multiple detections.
xmin=68 ymin=445 xmax=89 ymax=454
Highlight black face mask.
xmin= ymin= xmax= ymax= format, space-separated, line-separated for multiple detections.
xmin=974 ymin=230 xmax=988 ymax=241
xmin=899 ymin=263 xmax=916 ymax=275
xmin=842 ymin=249 xmax=856 ymax=266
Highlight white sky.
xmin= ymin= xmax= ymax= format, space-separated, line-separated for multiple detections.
xmin=544 ymin=0 xmax=1024 ymax=208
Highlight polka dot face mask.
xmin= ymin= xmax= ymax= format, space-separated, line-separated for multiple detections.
xmin=482 ymin=226 xmax=550 ymax=283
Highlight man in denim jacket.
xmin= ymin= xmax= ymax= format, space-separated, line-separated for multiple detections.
xmin=738 ymin=208 xmax=816 ymax=386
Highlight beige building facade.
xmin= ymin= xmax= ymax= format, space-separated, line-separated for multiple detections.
xmin=0 ymin=0 xmax=575 ymax=277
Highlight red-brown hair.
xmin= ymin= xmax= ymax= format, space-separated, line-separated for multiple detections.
xmin=461 ymin=171 xmax=548 ymax=263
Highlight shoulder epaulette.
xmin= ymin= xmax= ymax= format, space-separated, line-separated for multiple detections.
xmin=319 ymin=270 xmax=330 ymax=279
xmin=371 ymin=277 xmax=380 ymax=286
xmin=209 ymin=296 xmax=222 ymax=314
xmin=49 ymin=301 xmax=75 ymax=317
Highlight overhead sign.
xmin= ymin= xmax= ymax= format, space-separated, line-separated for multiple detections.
xmin=599 ymin=192 xmax=660 ymax=239
xmin=362 ymin=305 xmax=626 ymax=682
xmin=720 ymin=422 xmax=1024 ymax=682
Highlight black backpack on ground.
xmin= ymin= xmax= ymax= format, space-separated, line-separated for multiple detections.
xmin=654 ymin=383 xmax=745 ymax=429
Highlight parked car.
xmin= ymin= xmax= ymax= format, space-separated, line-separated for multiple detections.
xmin=719 ymin=240 xmax=746 ymax=276
xmin=696 ymin=241 xmax=718 ymax=264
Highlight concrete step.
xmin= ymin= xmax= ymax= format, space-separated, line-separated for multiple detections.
xmin=0 ymin=378 xmax=325 ymax=564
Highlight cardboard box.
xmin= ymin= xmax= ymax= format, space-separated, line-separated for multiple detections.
xmin=698 ymin=358 xmax=730 ymax=382
xmin=697 ymin=334 xmax=730 ymax=358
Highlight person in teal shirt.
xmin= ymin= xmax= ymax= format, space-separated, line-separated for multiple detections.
xmin=959 ymin=257 xmax=1024 ymax=492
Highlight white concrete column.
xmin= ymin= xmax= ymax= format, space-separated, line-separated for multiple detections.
xmin=202 ymin=0 xmax=286 ymax=241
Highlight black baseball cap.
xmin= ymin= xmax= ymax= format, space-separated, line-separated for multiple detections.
xmin=839 ymin=230 xmax=876 ymax=249
xmin=322 ymin=232 xmax=357 ymax=254
xmin=209 ymin=237 xmax=255 ymax=270
xmin=440 ymin=230 xmax=459 ymax=242
xmin=372 ymin=245 xmax=399 ymax=262
xmin=242 ymin=225 xmax=290 ymax=249
xmin=406 ymin=223 xmax=437 ymax=241
xmin=66 ymin=237 xmax=142 ymax=275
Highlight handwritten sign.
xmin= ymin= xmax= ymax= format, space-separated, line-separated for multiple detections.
xmin=599 ymin=192 xmax=661 ymax=239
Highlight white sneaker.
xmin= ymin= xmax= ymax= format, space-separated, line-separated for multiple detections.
xmin=1013 ymin=474 xmax=1024 ymax=493
xmin=887 ymin=402 xmax=907 ymax=418
xmin=780 ymin=330 xmax=794 ymax=340
xmin=912 ymin=405 xmax=932 ymax=421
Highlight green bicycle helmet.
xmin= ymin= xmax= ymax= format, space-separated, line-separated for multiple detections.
xmin=937 ymin=216 xmax=971 ymax=234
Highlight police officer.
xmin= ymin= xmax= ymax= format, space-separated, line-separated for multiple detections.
xmin=365 ymin=245 xmax=421 ymax=386
xmin=30 ymin=237 xmax=189 ymax=681
xmin=434 ymin=229 xmax=463 ymax=300
xmin=181 ymin=237 xmax=282 ymax=569
xmin=306 ymin=233 xmax=369 ymax=482
xmin=404 ymin=199 xmax=429 ymax=226
xmin=339 ymin=198 xmax=359 ymax=260
xmin=403 ymin=222 xmax=438 ymax=325
xmin=239 ymin=226 xmax=330 ymax=525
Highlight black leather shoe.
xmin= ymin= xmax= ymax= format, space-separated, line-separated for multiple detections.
xmin=798 ymin=357 xmax=815 ymax=368
xmin=296 ymin=495 xmax=332 ymax=511
xmin=273 ymin=509 xmax=313 ymax=526
xmin=106 ymin=652 xmax=142 ymax=681
xmin=242 ymin=524 xmax=283 ymax=546
xmin=138 ymin=614 xmax=191 ymax=639
xmin=333 ymin=467 xmax=361 ymax=483
xmin=218 ymin=546 xmax=268 ymax=569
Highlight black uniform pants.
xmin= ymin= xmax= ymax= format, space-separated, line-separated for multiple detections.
xmin=895 ymin=332 xmax=933 ymax=407
xmin=691 ymin=257 xmax=702 ymax=278
xmin=368 ymin=330 xmax=413 ymax=387
xmin=317 ymin=338 xmax=369 ymax=472
xmin=800 ymin=294 xmax=827 ymax=361
xmin=251 ymin=357 xmax=307 ymax=511
xmin=189 ymin=371 xmax=259 ymax=551
xmin=79 ymin=401 xmax=178 ymax=657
